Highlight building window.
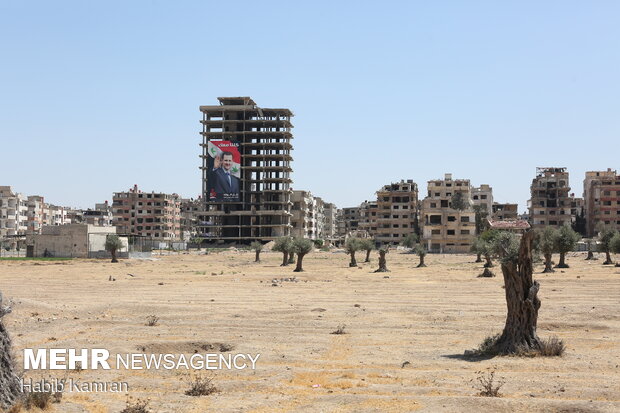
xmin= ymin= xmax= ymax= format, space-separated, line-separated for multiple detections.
xmin=461 ymin=216 xmax=470 ymax=223
xmin=447 ymin=230 xmax=455 ymax=235
xmin=461 ymin=230 xmax=470 ymax=235
xmin=447 ymin=216 xmax=456 ymax=222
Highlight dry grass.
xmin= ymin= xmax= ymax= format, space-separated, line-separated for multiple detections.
xmin=331 ymin=324 xmax=347 ymax=335
xmin=472 ymin=369 xmax=505 ymax=397
xmin=120 ymin=398 xmax=150 ymax=413
xmin=184 ymin=374 xmax=218 ymax=397
xmin=145 ymin=315 xmax=159 ymax=327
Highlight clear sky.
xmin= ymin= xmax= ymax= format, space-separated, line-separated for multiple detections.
xmin=1 ymin=1 xmax=618 ymax=212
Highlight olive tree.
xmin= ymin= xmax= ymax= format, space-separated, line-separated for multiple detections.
xmin=360 ymin=238 xmax=375 ymax=262
xmin=537 ymin=227 xmax=558 ymax=273
xmin=610 ymin=232 xmax=620 ymax=267
xmin=401 ymin=233 xmax=418 ymax=251
xmin=598 ymin=227 xmax=618 ymax=265
xmin=374 ymin=246 xmax=389 ymax=272
xmin=250 ymin=241 xmax=263 ymax=262
xmin=414 ymin=244 xmax=427 ymax=267
xmin=105 ymin=235 xmax=124 ymax=263
xmin=292 ymin=238 xmax=313 ymax=272
xmin=273 ymin=236 xmax=294 ymax=266
xmin=345 ymin=238 xmax=364 ymax=267
xmin=555 ymin=224 xmax=580 ymax=268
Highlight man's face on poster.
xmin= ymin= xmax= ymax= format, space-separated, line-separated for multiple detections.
xmin=222 ymin=154 xmax=233 ymax=171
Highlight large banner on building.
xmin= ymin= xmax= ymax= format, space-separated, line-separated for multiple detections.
xmin=206 ymin=140 xmax=241 ymax=202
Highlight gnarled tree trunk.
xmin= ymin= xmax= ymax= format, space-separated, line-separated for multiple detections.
xmin=288 ymin=253 xmax=296 ymax=265
xmin=484 ymin=254 xmax=493 ymax=268
xmin=349 ymin=252 xmax=357 ymax=267
xmin=374 ymin=250 xmax=388 ymax=272
xmin=255 ymin=250 xmax=261 ymax=262
xmin=417 ymin=255 xmax=426 ymax=268
xmin=0 ymin=292 xmax=21 ymax=410
xmin=542 ymin=253 xmax=554 ymax=273
xmin=111 ymin=248 xmax=118 ymax=263
xmin=585 ymin=249 xmax=594 ymax=260
xmin=493 ymin=231 xmax=542 ymax=354
xmin=556 ymin=252 xmax=568 ymax=268
xmin=280 ymin=251 xmax=289 ymax=266
xmin=294 ymin=253 xmax=305 ymax=272
xmin=475 ymin=253 xmax=482 ymax=263
xmin=365 ymin=250 xmax=371 ymax=263
xmin=603 ymin=251 xmax=613 ymax=265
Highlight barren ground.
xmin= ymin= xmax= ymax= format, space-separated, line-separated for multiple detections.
xmin=1 ymin=249 xmax=619 ymax=412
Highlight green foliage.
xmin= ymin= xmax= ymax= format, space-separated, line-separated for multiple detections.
xmin=401 ymin=233 xmax=418 ymax=249
xmin=471 ymin=237 xmax=492 ymax=256
xmin=414 ymin=244 xmax=427 ymax=257
xmin=450 ymin=192 xmax=470 ymax=211
xmin=272 ymin=236 xmax=294 ymax=253
xmin=313 ymin=239 xmax=324 ymax=248
xmin=537 ymin=227 xmax=559 ymax=255
xmin=480 ymin=229 xmax=500 ymax=243
xmin=610 ymin=232 xmax=620 ymax=254
xmin=360 ymin=238 xmax=375 ymax=252
xmin=490 ymin=231 xmax=519 ymax=264
xmin=555 ymin=224 xmax=580 ymax=254
xmin=292 ymin=238 xmax=314 ymax=255
xmin=190 ymin=237 xmax=204 ymax=245
xmin=598 ymin=227 xmax=619 ymax=253
xmin=473 ymin=204 xmax=489 ymax=235
xmin=250 ymin=241 xmax=263 ymax=252
xmin=105 ymin=235 xmax=123 ymax=253
xmin=344 ymin=238 xmax=364 ymax=254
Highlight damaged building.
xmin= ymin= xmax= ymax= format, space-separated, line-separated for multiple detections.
xmin=528 ymin=167 xmax=572 ymax=229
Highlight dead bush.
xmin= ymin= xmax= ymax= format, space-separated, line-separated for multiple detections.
xmin=472 ymin=368 xmax=505 ymax=397
xmin=331 ymin=324 xmax=347 ymax=335
xmin=184 ymin=374 xmax=218 ymax=397
xmin=516 ymin=336 xmax=566 ymax=357
xmin=145 ymin=315 xmax=159 ymax=327
xmin=22 ymin=389 xmax=61 ymax=409
xmin=120 ymin=397 xmax=150 ymax=413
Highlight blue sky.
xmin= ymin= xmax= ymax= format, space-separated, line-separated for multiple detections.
xmin=1 ymin=1 xmax=618 ymax=212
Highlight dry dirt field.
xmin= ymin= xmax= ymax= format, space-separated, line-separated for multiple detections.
xmin=1 ymin=249 xmax=619 ymax=412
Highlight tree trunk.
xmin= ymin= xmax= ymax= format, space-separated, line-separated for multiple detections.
xmin=255 ymin=250 xmax=260 ymax=262
xmin=492 ymin=231 xmax=542 ymax=354
xmin=417 ymin=255 xmax=426 ymax=267
xmin=603 ymin=251 xmax=613 ymax=265
xmin=349 ymin=252 xmax=357 ymax=267
xmin=374 ymin=250 xmax=388 ymax=272
xmin=288 ymin=253 xmax=296 ymax=264
xmin=556 ymin=252 xmax=568 ymax=268
xmin=484 ymin=254 xmax=493 ymax=268
xmin=585 ymin=250 xmax=594 ymax=260
xmin=281 ymin=251 xmax=288 ymax=266
xmin=111 ymin=249 xmax=118 ymax=263
xmin=294 ymin=253 xmax=305 ymax=272
xmin=475 ymin=253 xmax=482 ymax=263
xmin=0 ymin=293 xmax=20 ymax=410
xmin=542 ymin=253 xmax=554 ymax=273
xmin=365 ymin=250 xmax=371 ymax=263
xmin=479 ymin=268 xmax=495 ymax=277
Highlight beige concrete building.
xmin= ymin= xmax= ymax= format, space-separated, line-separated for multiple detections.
xmin=291 ymin=191 xmax=331 ymax=240
xmin=25 ymin=224 xmax=127 ymax=258
xmin=421 ymin=174 xmax=476 ymax=253
xmin=337 ymin=207 xmax=361 ymax=237
xmin=0 ymin=186 xmax=28 ymax=247
xmin=472 ymin=184 xmax=493 ymax=213
xmin=323 ymin=202 xmax=338 ymax=242
xmin=180 ymin=198 xmax=202 ymax=241
xmin=372 ymin=180 xmax=419 ymax=245
xmin=83 ymin=201 xmax=113 ymax=227
xmin=528 ymin=167 xmax=572 ymax=229
xmin=583 ymin=169 xmax=620 ymax=237
xmin=492 ymin=203 xmax=519 ymax=220
xmin=358 ymin=201 xmax=378 ymax=237
xmin=112 ymin=185 xmax=181 ymax=241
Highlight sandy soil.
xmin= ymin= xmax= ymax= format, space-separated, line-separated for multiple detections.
xmin=1 ymin=249 xmax=619 ymax=412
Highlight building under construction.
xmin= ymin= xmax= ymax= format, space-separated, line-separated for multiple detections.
xmin=528 ymin=167 xmax=572 ymax=229
xmin=197 ymin=97 xmax=293 ymax=243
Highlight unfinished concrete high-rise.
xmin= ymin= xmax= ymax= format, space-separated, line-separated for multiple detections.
xmin=583 ymin=169 xmax=620 ymax=237
xmin=373 ymin=180 xmax=419 ymax=245
xmin=528 ymin=167 xmax=572 ymax=229
xmin=198 ymin=97 xmax=293 ymax=243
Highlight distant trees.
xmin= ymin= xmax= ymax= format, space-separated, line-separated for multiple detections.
xmin=450 ymin=192 xmax=469 ymax=211
xmin=360 ymin=239 xmax=375 ymax=262
xmin=472 ymin=204 xmax=489 ymax=236
xmin=610 ymin=232 xmax=620 ymax=267
xmin=374 ymin=246 xmax=389 ymax=272
xmin=401 ymin=234 xmax=418 ymax=250
xmin=537 ymin=227 xmax=558 ymax=273
xmin=472 ymin=230 xmax=499 ymax=268
xmin=273 ymin=237 xmax=294 ymax=266
xmin=105 ymin=235 xmax=123 ymax=263
xmin=414 ymin=245 xmax=427 ymax=267
xmin=345 ymin=238 xmax=364 ymax=267
xmin=292 ymin=238 xmax=313 ymax=272
xmin=555 ymin=225 xmax=580 ymax=268
xmin=250 ymin=241 xmax=263 ymax=262
xmin=598 ymin=227 xmax=618 ymax=265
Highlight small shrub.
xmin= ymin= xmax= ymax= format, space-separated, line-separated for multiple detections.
xmin=185 ymin=374 xmax=218 ymax=397
xmin=145 ymin=315 xmax=159 ymax=327
xmin=472 ymin=369 xmax=505 ymax=397
xmin=23 ymin=388 xmax=62 ymax=409
xmin=518 ymin=336 xmax=565 ymax=357
xmin=331 ymin=324 xmax=347 ymax=335
xmin=120 ymin=397 xmax=150 ymax=413
xmin=471 ymin=334 xmax=500 ymax=356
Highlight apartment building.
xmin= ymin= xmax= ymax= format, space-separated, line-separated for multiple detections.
xmin=0 ymin=186 xmax=28 ymax=244
xmin=358 ymin=201 xmax=378 ymax=237
xmin=198 ymin=97 xmax=293 ymax=242
xmin=112 ymin=185 xmax=181 ymax=241
xmin=323 ymin=202 xmax=338 ymax=242
xmin=83 ymin=201 xmax=114 ymax=227
xmin=180 ymin=198 xmax=202 ymax=241
xmin=584 ymin=169 xmax=620 ymax=237
xmin=472 ymin=184 xmax=493 ymax=213
xmin=337 ymin=207 xmax=361 ymax=237
xmin=291 ymin=191 xmax=330 ymax=240
xmin=528 ymin=167 xmax=572 ymax=229
xmin=421 ymin=174 xmax=476 ymax=253
xmin=26 ymin=195 xmax=46 ymax=234
xmin=372 ymin=180 xmax=418 ymax=245
xmin=492 ymin=203 xmax=518 ymax=220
